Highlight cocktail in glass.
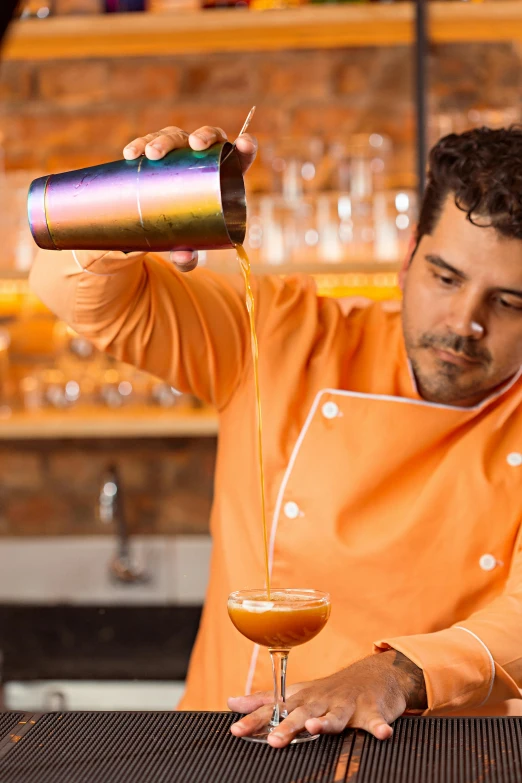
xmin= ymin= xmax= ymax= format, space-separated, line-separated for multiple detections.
xmin=228 ymin=588 xmax=331 ymax=744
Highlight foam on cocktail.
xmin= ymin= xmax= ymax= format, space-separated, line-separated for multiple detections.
xmin=228 ymin=591 xmax=331 ymax=649
xmin=229 ymin=591 xmax=327 ymax=612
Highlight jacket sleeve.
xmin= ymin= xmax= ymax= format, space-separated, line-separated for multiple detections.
xmin=374 ymin=526 xmax=522 ymax=712
xmin=29 ymin=248 xmax=251 ymax=410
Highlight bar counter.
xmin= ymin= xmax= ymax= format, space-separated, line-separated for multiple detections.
xmin=0 ymin=711 xmax=520 ymax=782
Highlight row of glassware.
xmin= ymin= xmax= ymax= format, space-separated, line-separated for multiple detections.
xmin=19 ymin=363 xmax=201 ymax=411
xmin=0 ymin=321 xmax=201 ymax=413
xmin=0 ymin=107 xmax=519 ymax=273
xmin=240 ymin=189 xmax=415 ymax=265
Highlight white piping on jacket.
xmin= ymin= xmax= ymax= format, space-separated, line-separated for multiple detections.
xmin=243 ymin=369 xmax=522 ymax=694
xmin=72 ymin=250 xmax=113 ymax=278
xmin=454 ymin=626 xmax=495 ymax=706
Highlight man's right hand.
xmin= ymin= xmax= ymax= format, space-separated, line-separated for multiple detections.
xmin=122 ymin=124 xmax=258 ymax=272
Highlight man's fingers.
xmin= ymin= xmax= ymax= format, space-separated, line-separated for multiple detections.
xmin=174 ymin=259 xmax=198 ymax=273
xmin=123 ymin=127 xmax=190 ymax=160
xmin=189 ymin=125 xmax=228 ymax=151
xmin=228 ymin=682 xmax=306 ymax=736
xmin=122 ymin=123 xmax=258 ymax=169
xmin=305 ymin=704 xmax=352 ymax=735
xmin=230 ymin=704 xmax=273 ymax=737
xmin=227 ymin=691 xmax=273 ymax=714
xmin=266 ymin=702 xmax=327 ymax=748
xmin=234 ymin=133 xmax=258 ymax=174
xmin=355 ymin=708 xmax=393 ymax=741
xmin=144 ymin=127 xmax=190 ymax=160
xmin=228 ymin=690 xmax=274 ymax=737
xmin=169 ymin=250 xmax=198 ymax=272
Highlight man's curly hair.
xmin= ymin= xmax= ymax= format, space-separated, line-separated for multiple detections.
xmin=416 ymin=125 xmax=522 ymax=244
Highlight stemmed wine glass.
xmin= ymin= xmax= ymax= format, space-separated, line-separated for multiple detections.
xmin=228 ymin=588 xmax=331 ymax=744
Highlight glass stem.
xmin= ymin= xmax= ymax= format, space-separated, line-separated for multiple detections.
xmin=269 ymin=649 xmax=289 ymax=728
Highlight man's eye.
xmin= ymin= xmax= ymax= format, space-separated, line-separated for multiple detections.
xmin=498 ymin=297 xmax=522 ymax=311
xmin=433 ymin=272 xmax=456 ymax=287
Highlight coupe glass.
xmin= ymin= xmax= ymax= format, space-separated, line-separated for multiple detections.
xmin=228 ymin=588 xmax=331 ymax=744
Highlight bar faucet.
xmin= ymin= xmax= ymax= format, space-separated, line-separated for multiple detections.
xmin=98 ymin=464 xmax=148 ymax=585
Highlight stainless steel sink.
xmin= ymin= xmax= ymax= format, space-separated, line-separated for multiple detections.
xmin=0 ymin=535 xmax=211 ymax=605
xmin=5 ymin=679 xmax=185 ymax=711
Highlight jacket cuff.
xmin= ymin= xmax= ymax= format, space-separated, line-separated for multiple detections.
xmin=374 ymin=626 xmax=496 ymax=712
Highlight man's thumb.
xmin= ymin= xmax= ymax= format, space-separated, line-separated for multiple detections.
xmin=227 ymin=691 xmax=272 ymax=714
xmin=169 ymin=250 xmax=198 ymax=271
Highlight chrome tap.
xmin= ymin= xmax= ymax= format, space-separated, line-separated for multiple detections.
xmin=98 ymin=464 xmax=148 ymax=585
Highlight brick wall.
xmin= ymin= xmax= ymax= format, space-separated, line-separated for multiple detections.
xmin=0 ymin=437 xmax=216 ymax=536
xmin=0 ymin=40 xmax=520 ymax=535
xmin=1 ymin=42 xmax=521 ymax=185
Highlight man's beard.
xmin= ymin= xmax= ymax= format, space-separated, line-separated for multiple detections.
xmin=408 ymin=332 xmax=492 ymax=406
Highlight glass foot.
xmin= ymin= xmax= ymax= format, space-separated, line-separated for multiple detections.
xmin=240 ymin=726 xmax=320 ymax=744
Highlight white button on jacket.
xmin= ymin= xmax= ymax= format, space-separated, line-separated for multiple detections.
xmin=284 ymin=501 xmax=300 ymax=519
xmin=322 ymin=401 xmax=339 ymax=419
xmin=479 ymin=554 xmax=498 ymax=572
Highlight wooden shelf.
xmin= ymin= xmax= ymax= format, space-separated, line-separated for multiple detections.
xmin=0 ymin=406 xmax=219 ymax=439
xmin=211 ymin=260 xmax=400 ymax=276
xmin=4 ymin=2 xmax=522 ymax=61
xmin=0 ymin=261 xmax=399 ymax=282
xmin=0 ymin=263 xmax=400 ymax=308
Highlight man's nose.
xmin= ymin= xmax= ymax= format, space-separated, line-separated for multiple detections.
xmin=445 ymin=292 xmax=486 ymax=339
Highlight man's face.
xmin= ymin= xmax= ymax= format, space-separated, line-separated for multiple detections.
xmin=402 ymin=197 xmax=522 ymax=407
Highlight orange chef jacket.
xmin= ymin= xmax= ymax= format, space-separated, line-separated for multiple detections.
xmin=30 ymin=248 xmax=522 ymax=716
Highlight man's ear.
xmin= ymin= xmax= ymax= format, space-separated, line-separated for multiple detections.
xmin=399 ymin=230 xmax=417 ymax=291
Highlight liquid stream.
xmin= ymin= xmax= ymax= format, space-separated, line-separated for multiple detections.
xmin=236 ymin=244 xmax=271 ymax=599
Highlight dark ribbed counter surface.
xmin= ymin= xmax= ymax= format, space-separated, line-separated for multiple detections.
xmin=1 ymin=711 xmax=521 ymax=782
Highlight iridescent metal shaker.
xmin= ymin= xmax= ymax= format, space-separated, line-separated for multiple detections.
xmin=27 ymin=142 xmax=246 ymax=253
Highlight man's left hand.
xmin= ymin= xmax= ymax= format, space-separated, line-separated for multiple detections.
xmin=227 ymin=650 xmax=427 ymax=748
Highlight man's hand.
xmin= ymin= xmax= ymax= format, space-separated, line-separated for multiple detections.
xmin=122 ymin=124 xmax=258 ymax=272
xmin=227 ymin=650 xmax=427 ymax=748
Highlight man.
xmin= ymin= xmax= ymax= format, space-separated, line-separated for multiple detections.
xmin=31 ymin=124 xmax=522 ymax=747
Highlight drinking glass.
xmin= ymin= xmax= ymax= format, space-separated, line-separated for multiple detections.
xmin=228 ymin=588 xmax=331 ymax=744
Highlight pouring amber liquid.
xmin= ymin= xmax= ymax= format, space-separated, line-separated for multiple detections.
xmin=231 ymin=245 xmax=331 ymax=745
xmin=236 ymin=243 xmax=271 ymax=598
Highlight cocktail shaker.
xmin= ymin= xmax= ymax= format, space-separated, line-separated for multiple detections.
xmin=27 ymin=141 xmax=246 ymax=253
